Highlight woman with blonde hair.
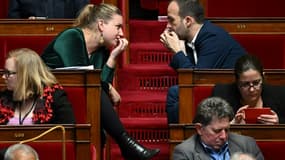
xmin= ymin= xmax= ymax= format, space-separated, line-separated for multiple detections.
xmin=41 ymin=3 xmax=160 ymax=160
xmin=0 ymin=48 xmax=75 ymax=125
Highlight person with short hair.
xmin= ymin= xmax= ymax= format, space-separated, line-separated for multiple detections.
xmin=159 ymin=0 xmax=246 ymax=123
xmin=0 ymin=48 xmax=75 ymax=125
xmin=173 ymin=97 xmax=264 ymax=160
xmin=4 ymin=144 xmax=39 ymax=160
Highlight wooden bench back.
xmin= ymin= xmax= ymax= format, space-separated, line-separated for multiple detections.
xmin=0 ymin=124 xmax=91 ymax=160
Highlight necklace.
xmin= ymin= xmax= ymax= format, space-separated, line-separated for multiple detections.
xmin=19 ymin=99 xmax=37 ymax=125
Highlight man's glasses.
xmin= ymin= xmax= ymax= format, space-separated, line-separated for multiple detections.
xmin=238 ymin=79 xmax=262 ymax=90
xmin=3 ymin=69 xmax=17 ymax=78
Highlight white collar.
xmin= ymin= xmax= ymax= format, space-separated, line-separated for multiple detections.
xmin=187 ymin=24 xmax=203 ymax=47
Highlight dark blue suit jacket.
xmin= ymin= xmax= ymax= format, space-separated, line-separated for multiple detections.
xmin=170 ymin=20 xmax=246 ymax=69
xmin=8 ymin=0 xmax=89 ymax=18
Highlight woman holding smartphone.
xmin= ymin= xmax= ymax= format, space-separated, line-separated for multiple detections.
xmin=212 ymin=54 xmax=285 ymax=124
xmin=41 ymin=3 xmax=160 ymax=160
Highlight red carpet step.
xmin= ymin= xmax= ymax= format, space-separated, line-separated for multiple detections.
xmin=117 ymin=64 xmax=177 ymax=92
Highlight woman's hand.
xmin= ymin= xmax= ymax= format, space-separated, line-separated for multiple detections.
xmin=107 ymin=38 xmax=128 ymax=68
xmin=110 ymin=38 xmax=128 ymax=59
xmin=257 ymin=110 xmax=279 ymax=124
xmin=108 ymin=84 xmax=121 ymax=106
xmin=231 ymin=105 xmax=248 ymax=124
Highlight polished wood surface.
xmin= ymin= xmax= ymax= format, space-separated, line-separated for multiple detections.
xmin=211 ymin=19 xmax=285 ymax=34
xmin=0 ymin=19 xmax=73 ymax=35
xmin=0 ymin=18 xmax=284 ymax=67
xmin=178 ymin=69 xmax=285 ymax=123
xmin=0 ymin=10 xmax=284 ymax=37
xmin=0 ymin=124 xmax=91 ymax=160
xmin=0 ymin=69 xmax=102 ymax=160
xmin=170 ymin=124 xmax=285 ymax=143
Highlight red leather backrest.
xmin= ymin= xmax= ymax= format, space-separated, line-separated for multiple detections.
xmin=192 ymin=86 xmax=213 ymax=116
xmin=0 ymin=36 xmax=54 ymax=68
xmin=140 ymin=0 xmax=168 ymax=15
xmin=257 ymin=141 xmax=285 ymax=160
xmin=129 ymin=20 xmax=166 ymax=43
xmin=233 ymin=34 xmax=285 ymax=69
xmin=64 ymin=87 xmax=87 ymax=124
xmin=206 ymin=0 xmax=285 ymax=18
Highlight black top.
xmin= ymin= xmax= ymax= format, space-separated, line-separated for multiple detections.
xmin=8 ymin=0 xmax=89 ymax=18
xmin=212 ymin=83 xmax=285 ymax=123
xmin=0 ymin=84 xmax=75 ymax=124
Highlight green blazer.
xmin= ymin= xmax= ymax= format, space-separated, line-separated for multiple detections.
xmin=41 ymin=28 xmax=114 ymax=83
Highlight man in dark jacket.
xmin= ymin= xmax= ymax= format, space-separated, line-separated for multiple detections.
xmin=160 ymin=0 xmax=246 ymax=123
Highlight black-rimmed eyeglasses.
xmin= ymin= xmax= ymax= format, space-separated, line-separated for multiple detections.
xmin=3 ymin=69 xmax=17 ymax=78
xmin=238 ymin=79 xmax=262 ymax=90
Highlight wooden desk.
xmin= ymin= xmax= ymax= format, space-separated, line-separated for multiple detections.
xmin=0 ymin=19 xmax=73 ymax=35
xmin=0 ymin=20 xmax=73 ymax=67
xmin=178 ymin=69 xmax=285 ymax=123
xmin=211 ymin=19 xmax=285 ymax=34
xmin=169 ymin=124 xmax=285 ymax=160
xmin=0 ymin=69 xmax=102 ymax=160
xmin=0 ymin=124 xmax=91 ymax=160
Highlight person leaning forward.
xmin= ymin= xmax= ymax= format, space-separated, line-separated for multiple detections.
xmin=173 ymin=97 xmax=264 ymax=160
xmin=160 ymin=0 xmax=246 ymax=123
xmin=41 ymin=3 xmax=160 ymax=160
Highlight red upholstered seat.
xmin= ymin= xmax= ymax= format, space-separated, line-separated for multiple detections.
xmin=257 ymin=141 xmax=285 ymax=160
xmin=64 ymin=87 xmax=87 ymax=124
xmin=0 ymin=36 xmax=54 ymax=67
xmin=30 ymin=143 xmax=76 ymax=160
xmin=129 ymin=20 xmax=166 ymax=43
xmin=206 ymin=0 xmax=285 ymax=18
xmin=233 ymin=34 xmax=285 ymax=69
xmin=192 ymin=86 xmax=214 ymax=116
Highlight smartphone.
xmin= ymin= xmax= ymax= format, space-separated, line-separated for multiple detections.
xmin=244 ymin=108 xmax=272 ymax=124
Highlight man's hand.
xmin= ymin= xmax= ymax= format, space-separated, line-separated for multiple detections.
xmin=160 ymin=29 xmax=181 ymax=54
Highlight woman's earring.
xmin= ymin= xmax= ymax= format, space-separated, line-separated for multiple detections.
xmin=99 ymin=33 xmax=104 ymax=44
